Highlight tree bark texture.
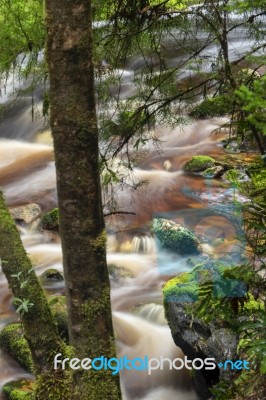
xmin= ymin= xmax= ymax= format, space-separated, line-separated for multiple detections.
xmin=45 ymin=1 xmax=121 ymax=398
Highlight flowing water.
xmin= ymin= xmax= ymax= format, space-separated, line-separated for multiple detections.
xmin=0 ymin=14 xmax=261 ymax=398
xmin=0 ymin=112 xmax=243 ymax=400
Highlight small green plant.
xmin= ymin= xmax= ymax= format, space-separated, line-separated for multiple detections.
xmin=13 ymin=298 xmax=35 ymax=316
xmin=11 ymin=268 xmax=35 ymax=316
xmin=11 ymin=268 xmax=34 ymax=289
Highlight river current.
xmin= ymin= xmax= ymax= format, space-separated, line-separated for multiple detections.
xmin=0 ymin=109 xmax=239 ymax=400
xmin=0 ymin=13 xmax=262 ymax=398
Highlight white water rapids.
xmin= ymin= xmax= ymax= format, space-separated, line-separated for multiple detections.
xmin=0 ymin=115 xmax=239 ymax=400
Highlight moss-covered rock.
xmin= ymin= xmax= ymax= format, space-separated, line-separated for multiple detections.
xmin=163 ymin=261 xmax=247 ymax=305
xmin=2 ymin=380 xmax=34 ymax=400
xmin=163 ymin=261 xmax=248 ymax=309
xmin=163 ymin=271 xmax=199 ymax=303
xmin=48 ymin=296 xmax=68 ymax=342
xmin=162 ymin=262 xmax=241 ymax=399
xmin=153 ymin=218 xmax=200 ymax=255
xmin=189 ymin=95 xmax=233 ymax=118
xmin=40 ymin=208 xmax=59 ymax=231
xmin=184 ymin=155 xmax=215 ymax=173
xmin=0 ymin=324 xmax=33 ymax=372
xmin=40 ymin=268 xmax=64 ymax=283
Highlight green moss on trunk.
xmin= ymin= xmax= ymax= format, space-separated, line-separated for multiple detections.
xmin=0 ymin=324 xmax=33 ymax=372
xmin=0 ymin=191 xmax=68 ymax=399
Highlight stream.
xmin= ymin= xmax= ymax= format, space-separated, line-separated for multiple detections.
xmin=0 ymin=13 xmax=263 ymax=400
xmin=0 ymin=113 xmax=245 ymax=400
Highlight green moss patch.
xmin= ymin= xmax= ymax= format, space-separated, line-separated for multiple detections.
xmin=163 ymin=271 xmax=199 ymax=303
xmin=0 ymin=324 xmax=33 ymax=372
xmin=163 ymin=262 xmax=245 ymax=305
xmin=184 ymin=155 xmax=215 ymax=172
xmin=40 ymin=208 xmax=59 ymax=231
xmin=153 ymin=218 xmax=200 ymax=255
xmin=48 ymin=296 xmax=69 ymax=342
xmin=40 ymin=268 xmax=64 ymax=283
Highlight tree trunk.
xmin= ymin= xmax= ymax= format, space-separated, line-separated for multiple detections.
xmin=221 ymin=10 xmax=236 ymax=90
xmin=0 ymin=191 xmax=68 ymax=399
xmin=45 ymin=1 xmax=121 ymax=398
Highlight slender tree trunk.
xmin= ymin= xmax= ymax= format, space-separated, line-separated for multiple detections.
xmin=0 ymin=191 xmax=68 ymax=399
xmin=221 ymin=10 xmax=236 ymax=90
xmin=45 ymin=1 xmax=121 ymax=398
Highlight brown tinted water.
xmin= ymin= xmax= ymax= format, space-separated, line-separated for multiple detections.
xmin=0 ymin=118 xmax=242 ymax=399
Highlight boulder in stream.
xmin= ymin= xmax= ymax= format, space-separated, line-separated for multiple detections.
xmin=184 ymin=156 xmax=215 ymax=173
xmin=39 ymin=208 xmax=59 ymax=231
xmin=108 ymin=264 xmax=134 ymax=282
xmin=40 ymin=268 xmax=64 ymax=283
xmin=153 ymin=218 xmax=200 ymax=255
xmin=162 ymin=262 xmax=254 ymax=399
xmin=201 ymin=166 xmax=224 ymax=179
xmin=9 ymin=203 xmax=41 ymax=224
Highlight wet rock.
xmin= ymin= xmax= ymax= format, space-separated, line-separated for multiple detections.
xmin=153 ymin=218 xmax=200 ymax=255
xmin=163 ymin=263 xmax=243 ymax=399
xmin=9 ymin=203 xmax=41 ymax=224
xmin=184 ymin=156 xmax=215 ymax=173
xmin=0 ymin=324 xmax=33 ymax=372
xmin=201 ymin=166 xmax=224 ymax=179
xmin=40 ymin=268 xmax=64 ymax=283
xmin=40 ymin=208 xmax=59 ymax=231
xmin=108 ymin=264 xmax=134 ymax=282
xmin=164 ymin=301 xmax=224 ymax=399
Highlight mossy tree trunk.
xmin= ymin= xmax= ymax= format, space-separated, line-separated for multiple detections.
xmin=45 ymin=1 xmax=121 ymax=398
xmin=0 ymin=191 xmax=68 ymax=399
